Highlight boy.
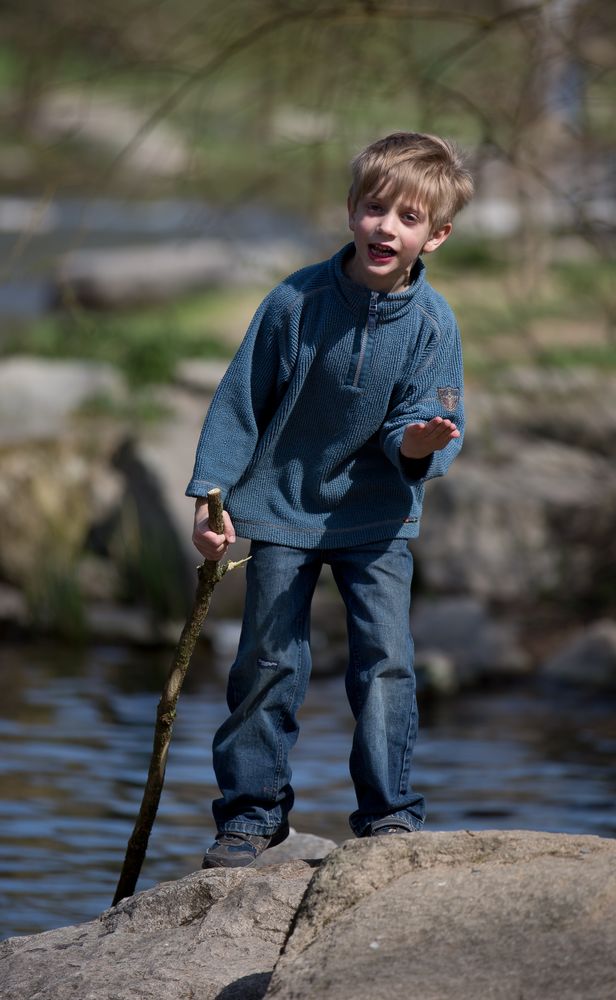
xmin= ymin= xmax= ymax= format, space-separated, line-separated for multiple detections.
xmin=187 ymin=132 xmax=473 ymax=867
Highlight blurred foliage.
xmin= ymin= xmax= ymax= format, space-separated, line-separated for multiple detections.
xmin=0 ymin=0 xmax=613 ymax=215
xmin=0 ymin=0 xmax=613 ymax=370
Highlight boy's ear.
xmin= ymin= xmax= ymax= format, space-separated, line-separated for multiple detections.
xmin=347 ymin=195 xmax=356 ymax=233
xmin=422 ymin=222 xmax=453 ymax=254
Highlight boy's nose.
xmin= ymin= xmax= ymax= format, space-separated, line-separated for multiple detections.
xmin=376 ymin=213 xmax=396 ymax=235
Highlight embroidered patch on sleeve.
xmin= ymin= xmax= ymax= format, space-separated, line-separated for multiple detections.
xmin=436 ymin=386 xmax=461 ymax=411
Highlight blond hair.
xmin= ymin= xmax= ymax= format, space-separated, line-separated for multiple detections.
xmin=349 ymin=132 xmax=474 ymax=231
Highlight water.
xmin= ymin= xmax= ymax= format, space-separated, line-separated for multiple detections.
xmin=1 ymin=639 xmax=615 ymax=941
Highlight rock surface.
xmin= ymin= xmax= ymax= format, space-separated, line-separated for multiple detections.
xmin=3 ymin=831 xmax=615 ymax=1000
xmin=415 ymin=437 xmax=616 ymax=605
xmin=112 ymin=383 xmax=252 ymax=619
xmin=0 ymin=356 xmax=124 ymax=443
xmin=253 ymin=831 xmax=337 ymax=869
xmin=266 ymin=831 xmax=616 ymax=1000
xmin=0 ymin=862 xmax=312 ymax=1000
xmin=414 ymin=370 xmax=616 ymax=610
xmin=0 ymin=831 xmax=335 ymax=1000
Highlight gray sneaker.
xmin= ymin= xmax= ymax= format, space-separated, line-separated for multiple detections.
xmin=202 ymin=822 xmax=290 ymax=869
xmin=368 ymin=815 xmax=417 ymax=836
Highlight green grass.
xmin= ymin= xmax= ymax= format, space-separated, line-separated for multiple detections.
xmin=75 ymin=390 xmax=173 ymax=424
xmin=431 ymin=238 xmax=510 ymax=276
xmin=453 ymin=297 xmax=566 ymax=340
xmin=534 ymin=344 xmax=616 ymax=370
xmin=552 ymin=259 xmax=616 ymax=319
xmin=26 ymin=566 xmax=87 ymax=643
xmin=426 ymin=244 xmax=616 ymax=377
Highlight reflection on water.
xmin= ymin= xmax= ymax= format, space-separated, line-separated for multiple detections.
xmin=1 ymin=640 xmax=615 ymax=940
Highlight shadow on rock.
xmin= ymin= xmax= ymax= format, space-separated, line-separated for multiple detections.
xmin=214 ymin=971 xmax=272 ymax=1000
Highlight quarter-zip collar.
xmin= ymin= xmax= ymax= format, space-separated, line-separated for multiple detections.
xmin=331 ymin=241 xmax=427 ymax=321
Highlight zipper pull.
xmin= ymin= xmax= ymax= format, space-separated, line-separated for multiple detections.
xmin=368 ymin=291 xmax=378 ymax=330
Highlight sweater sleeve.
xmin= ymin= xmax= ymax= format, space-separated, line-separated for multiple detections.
xmin=379 ymin=309 xmax=464 ymax=486
xmin=185 ymin=289 xmax=291 ymax=498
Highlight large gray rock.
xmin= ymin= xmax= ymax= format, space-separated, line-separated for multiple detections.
xmin=0 ymin=861 xmax=314 ymax=1000
xmin=3 ymin=831 xmax=614 ymax=1000
xmin=0 ymin=356 xmax=125 ymax=587
xmin=266 ymin=831 xmax=616 ymax=1000
xmin=0 ymin=356 xmax=124 ymax=443
xmin=416 ymin=436 xmax=616 ymax=607
xmin=413 ymin=370 xmax=616 ymax=609
xmin=55 ymin=239 xmax=306 ymax=308
xmin=110 ymin=384 xmax=251 ymax=620
xmin=412 ymin=596 xmax=529 ymax=684
xmin=541 ymin=619 xmax=616 ymax=688
xmin=0 ymin=357 xmax=126 ymax=603
xmin=486 ymin=368 xmax=616 ymax=460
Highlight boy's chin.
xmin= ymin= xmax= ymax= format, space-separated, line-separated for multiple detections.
xmin=365 ymin=262 xmax=410 ymax=292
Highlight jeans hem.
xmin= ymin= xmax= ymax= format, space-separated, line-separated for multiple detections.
xmin=350 ymin=813 xmax=425 ymax=838
xmin=217 ymin=821 xmax=285 ymax=838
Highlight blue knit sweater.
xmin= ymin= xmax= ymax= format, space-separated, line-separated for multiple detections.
xmin=186 ymin=242 xmax=464 ymax=548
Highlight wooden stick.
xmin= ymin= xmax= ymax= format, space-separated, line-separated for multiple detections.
xmin=112 ymin=488 xmax=246 ymax=906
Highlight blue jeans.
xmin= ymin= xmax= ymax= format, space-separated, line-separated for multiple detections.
xmin=211 ymin=539 xmax=426 ymax=837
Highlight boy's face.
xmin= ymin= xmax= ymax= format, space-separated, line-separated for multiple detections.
xmin=346 ymin=187 xmax=452 ymax=293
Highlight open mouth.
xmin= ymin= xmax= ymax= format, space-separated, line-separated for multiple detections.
xmin=368 ymin=243 xmax=396 ymax=261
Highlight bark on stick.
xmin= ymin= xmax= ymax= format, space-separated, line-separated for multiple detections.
xmin=112 ymin=488 xmax=244 ymax=906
